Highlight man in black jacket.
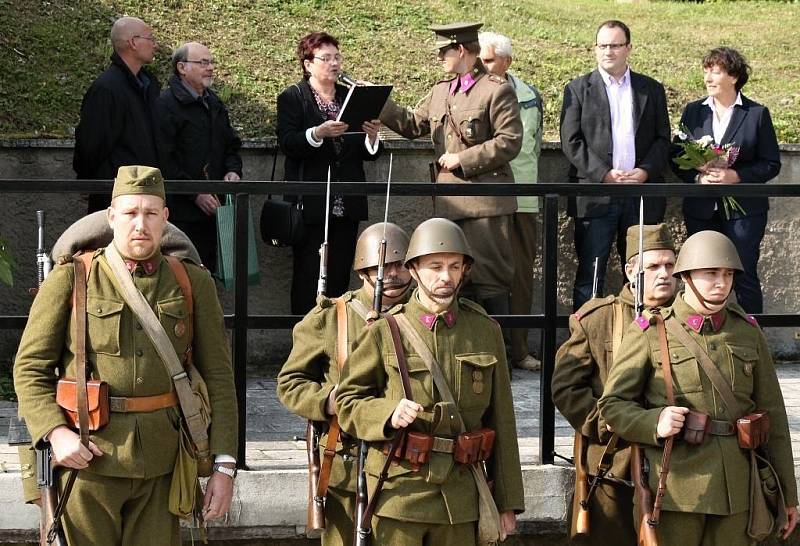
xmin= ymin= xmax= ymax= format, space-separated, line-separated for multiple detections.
xmin=155 ymin=42 xmax=243 ymax=272
xmin=560 ymin=20 xmax=670 ymax=310
xmin=73 ymin=16 xmax=161 ymax=214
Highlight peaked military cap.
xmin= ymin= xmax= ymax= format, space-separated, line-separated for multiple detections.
xmin=112 ymin=165 xmax=166 ymax=201
xmin=431 ymin=22 xmax=483 ymax=49
xmin=625 ymin=223 xmax=676 ymax=261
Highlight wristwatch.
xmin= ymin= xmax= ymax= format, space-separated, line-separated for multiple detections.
xmin=212 ymin=463 xmax=237 ymax=479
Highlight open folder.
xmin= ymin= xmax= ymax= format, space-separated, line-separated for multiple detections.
xmin=336 ymin=85 xmax=393 ymax=133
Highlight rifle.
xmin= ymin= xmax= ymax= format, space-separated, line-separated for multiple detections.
xmin=571 ymin=432 xmax=590 ymax=538
xmin=631 ymin=445 xmax=658 ymax=546
xmin=355 ymin=154 xmax=393 ymax=546
xmin=591 ymin=256 xmax=600 ymax=299
xmin=634 ymin=197 xmax=645 ymax=319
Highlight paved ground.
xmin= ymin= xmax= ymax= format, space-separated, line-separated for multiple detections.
xmin=3 ymin=364 xmax=799 ymax=473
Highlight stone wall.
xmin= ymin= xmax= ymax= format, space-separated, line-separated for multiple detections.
xmin=1 ymin=139 xmax=799 ymax=363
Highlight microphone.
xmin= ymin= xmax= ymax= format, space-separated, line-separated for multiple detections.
xmin=337 ymin=72 xmax=357 ymax=87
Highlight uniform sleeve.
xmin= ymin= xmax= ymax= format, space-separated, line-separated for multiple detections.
xmin=459 ymin=83 xmax=523 ymax=178
xmin=483 ymin=322 xmax=525 ymax=514
xmin=276 ymin=310 xmax=336 ymax=422
xmin=379 ymin=94 xmax=432 ymax=140
xmin=552 ymin=315 xmax=605 ymax=442
xmin=189 ymin=266 xmax=238 ymax=458
xmin=753 ymin=330 xmax=798 ymax=506
xmin=559 ymin=80 xmax=611 ymax=183
xmin=13 ymin=265 xmax=74 ymax=446
xmin=598 ymin=323 xmax=663 ymax=446
xmin=336 ymin=325 xmax=397 ymax=442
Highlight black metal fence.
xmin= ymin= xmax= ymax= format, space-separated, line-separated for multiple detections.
xmin=2 ymin=179 xmax=800 ymax=467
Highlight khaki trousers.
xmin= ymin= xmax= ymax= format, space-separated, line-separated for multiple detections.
xmin=510 ymin=212 xmax=538 ymax=362
xmin=655 ymin=509 xmax=752 ymax=546
xmin=373 ymin=516 xmax=476 ymax=546
xmin=322 ymin=485 xmax=356 ymax=546
xmin=457 ymin=215 xmax=515 ymax=300
xmin=572 ymin=481 xmax=636 ymax=545
xmin=62 ymin=471 xmax=179 ymax=546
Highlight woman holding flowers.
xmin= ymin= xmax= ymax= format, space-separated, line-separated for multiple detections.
xmin=672 ymin=46 xmax=780 ymax=314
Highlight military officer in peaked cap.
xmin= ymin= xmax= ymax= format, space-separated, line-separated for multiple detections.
xmin=599 ymin=231 xmax=798 ymax=545
xmin=380 ymin=23 xmax=523 ymax=323
xmin=336 ymin=218 xmax=524 ymax=545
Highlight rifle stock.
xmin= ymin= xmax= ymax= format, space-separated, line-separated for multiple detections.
xmin=37 ymin=445 xmax=67 ymax=546
xmin=305 ymin=421 xmax=325 ymax=538
xmin=571 ymin=432 xmax=590 ymax=538
xmin=354 ymin=439 xmax=370 ymax=546
xmin=631 ymin=444 xmax=658 ymax=546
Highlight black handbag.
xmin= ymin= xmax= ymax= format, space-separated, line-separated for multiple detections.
xmin=260 ymin=144 xmax=305 ymax=247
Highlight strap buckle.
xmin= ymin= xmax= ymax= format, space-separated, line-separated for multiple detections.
xmin=431 ymin=436 xmax=454 ymax=453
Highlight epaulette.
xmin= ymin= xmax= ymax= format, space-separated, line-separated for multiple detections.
xmin=56 ymin=254 xmax=73 ymax=265
xmin=313 ymin=295 xmax=334 ymax=313
xmin=727 ymin=302 xmax=760 ymax=328
xmin=340 ymin=291 xmax=355 ymax=303
xmin=573 ymin=295 xmax=615 ymax=322
xmin=385 ymin=302 xmax=404 ymax=315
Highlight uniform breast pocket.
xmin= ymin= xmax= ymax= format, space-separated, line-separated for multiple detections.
xmin=156 ymin=296 xmax=190 ymax=354
xmin=387 ymin=355 xmax=432 ymax=407
xmin=456 ymin=108 xmax=486 ymax=145
xmin=456 ymin=352 xmax=496 ymax=409
xmin=727 ymin=343 xmax=756 ymax=394
xmin=658 ymin=347 xmax=703 ymax=394
xmin=86 ymin=296 xmax=125 ymax=356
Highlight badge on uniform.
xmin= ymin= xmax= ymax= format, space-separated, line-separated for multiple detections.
xmin=465 ymin=117 xmax=474 ymax=139
xmin=174 ymin=321 xmax=186 ymax=338
xmin=472 ymin=370 xmax=484 ymax=394
xmin=743 ymin=362 xmax=753 ymax=376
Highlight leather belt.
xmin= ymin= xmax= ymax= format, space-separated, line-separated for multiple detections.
xmin=431 ymin=436 xmax=455 ymax=453
xmin=708 ymin=419 xmax=736 ymax=436
xmin=109 ymin=391 xmax=179 ymax=413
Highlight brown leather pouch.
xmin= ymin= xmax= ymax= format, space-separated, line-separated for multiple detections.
xmin=383 ymin=433 xmax=407 ymax=464
xmin=455 ymin=430 xmax=484 ymax=465
xmin=682 ymin=410 xmax=710 ymax=445
xmin=56 ymin=378 xmax=110 ymax=431
xmin=404 ymin=431 xmax=434 ymax=470
xmin=477 ymin=428 xmax=496 ymax=461
xmin=737 ymin=411 xmax=770 ymax=450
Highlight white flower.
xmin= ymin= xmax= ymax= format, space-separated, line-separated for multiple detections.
xmin=697 ymin=135 xmax=714 ymax=148
xmin=677 ymin=130 xmax=688 ymax=140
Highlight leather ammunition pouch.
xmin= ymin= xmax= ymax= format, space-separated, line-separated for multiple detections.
xmin=737 ymin=411 xmax=770 ymax=451
xmin=383 ymin=428 xmax=496 ymax=469
xmin=56 ymin=378 xmax=109 ymax=432
xmin=681 ymin=411 xmax=736 ymax=445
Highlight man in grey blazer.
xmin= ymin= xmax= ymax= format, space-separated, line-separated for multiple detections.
xmin=560 ymin=20 xmax=670 ymax=310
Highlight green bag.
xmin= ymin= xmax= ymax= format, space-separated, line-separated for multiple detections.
xmin=169 ymin=427 xmax=200 ymax=518
xmin=747 ymin=449 xmax=788 ymax=541
xmin=215 ymin=194 xmax=261 ymax=289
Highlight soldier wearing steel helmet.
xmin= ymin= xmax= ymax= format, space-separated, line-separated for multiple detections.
xmin=599 ymin=230 xmax=798 ymax=545
xmin=277 ymin=222 xmax=412 ymax=546
xmin=336 ymin=218 xmax=524 ymax=545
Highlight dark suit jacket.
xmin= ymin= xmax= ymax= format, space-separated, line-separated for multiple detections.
xmin=276 ymin=79 xmax=382 ymax=225
xmin=672 ymin=95 xmax=780 ymax=220
xmin=559 ymin=69 xmax=670 ymax=220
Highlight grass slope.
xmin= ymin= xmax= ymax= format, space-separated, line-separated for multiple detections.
xmin=0 ymin=0 xmax=798 ymax=141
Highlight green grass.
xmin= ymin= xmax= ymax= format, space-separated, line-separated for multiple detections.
xmin=1 ymin=0 xmax=799 ymax=142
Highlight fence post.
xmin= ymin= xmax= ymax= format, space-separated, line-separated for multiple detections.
xmin=539 ymin=194 xmax=558 ymax=465
xmin=233 ymin=193 xmax=249 ymax=467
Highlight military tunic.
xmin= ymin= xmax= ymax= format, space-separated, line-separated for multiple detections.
xmin=380 ymin=63 xmax=523 ymax=299
xmin=552 ymin=284 xmax=636 ymax=544
xmin=277 ymin=287 xmax=394 ymax=546
xmin=14 ymin=248 xmax=238 ymax=545
xmin=336 ymin=289 xmax=524 ymax=544
xmin=599 ymin=293 xmax=798 ymax=545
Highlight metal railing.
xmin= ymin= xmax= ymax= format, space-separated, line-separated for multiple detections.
xmin=2 ymin=179 xmax=800 ymax=466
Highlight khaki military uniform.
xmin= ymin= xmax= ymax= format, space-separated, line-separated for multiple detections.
xmin=552 ymin=284 xmax=637 ymax=544
xmin=336 ymin=290 xmax=525 ymax=545
xmin=599 ymin=293 xmax=798 ymax=546
xmin=14 ymin=248 xmax=238 ymax=545
xmin=277 ymin=287 xmax=403 ymax=546
xmin=380 ymin=63 xmax=522 ymax=299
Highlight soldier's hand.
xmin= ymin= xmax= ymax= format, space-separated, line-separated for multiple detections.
xmin=315 ymin=120 xmax=348 ymax=139
xmin=656 ymin=406 xmax=690 ymax=439
xmin=203 ymin=471 xmax=234 ymax=522
xmin=437 ymin=152 xmax=461 ymax=171
xmin=325 ymin=386 xmax=338 ymax=416
xmin=782 ymin=506 xmax=798 ymax=539
xmin=500 ymin=510 xmax=517 ymax=539
xmin=390 ymin=399 xmax=422 ymax=429
xmin=48 ymin=425 xmax=104 ymax=469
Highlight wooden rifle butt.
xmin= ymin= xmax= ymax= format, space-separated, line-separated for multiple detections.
xmin=305 ymin=421 xmax=325 ymax=538
xmin=638 ymin=518 xmax=659 ymax=546
xmin=571 ymin=432 xmax=591 ymax=538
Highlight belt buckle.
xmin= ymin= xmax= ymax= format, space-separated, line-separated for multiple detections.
xmin=432 ymin=436 xmax=454 ymax=454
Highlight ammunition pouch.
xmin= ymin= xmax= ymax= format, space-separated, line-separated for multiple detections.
xmin=737 ymin=411 xmax=770 ymax=451
xmin=682 ymin=410 xmax=709 ymax=445
xmin=55 ymin=378 xmax=109 ymax=432
xmin=382 ymin=428 xmax=496 ymax=469
xmin=455 ymin=428 xmax=496 ymax=465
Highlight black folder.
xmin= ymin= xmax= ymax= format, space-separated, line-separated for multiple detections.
xmin=336 ymin=85 xmax=393 ymax=132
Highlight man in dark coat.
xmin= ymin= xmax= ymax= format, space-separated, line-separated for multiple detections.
xmin=73 ymin=16 xmax=161 ymax=214
xmin=155 ymin=41 xmax=243 ymax=272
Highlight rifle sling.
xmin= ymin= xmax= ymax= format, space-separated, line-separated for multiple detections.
xmin=359 ymin=312 xmax=413 ymax=531
xmin=664 ymin=317 xmax=740 ymax=418
xmin=315 ymin=298 xmax=349 ymax=501
xmin=650 ymin=314 xmax=674 ymax=526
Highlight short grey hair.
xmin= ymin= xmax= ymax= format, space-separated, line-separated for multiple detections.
xmin=478 ymin=31 xmax=513 ymax=58
xmin=172 ymin=44 xmax=189 ymax=75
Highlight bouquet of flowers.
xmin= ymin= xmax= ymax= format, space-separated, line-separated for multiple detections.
xmin=673 ymin=125 xmax=744 ymax=219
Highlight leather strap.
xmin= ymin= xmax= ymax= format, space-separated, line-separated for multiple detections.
xmin=109 ymin=391 xmax=179 ymax=413
xmin=316 ymin=298 xmax=350 ymax=502
xmin=664 ymin=316 xmax=740 ymax=418
xmin=609 ymin=302 xmax=624 ymax=383
xmin=101 ymin=245 xmax=210 ymax=460
xmin=73 ymin=257 xmax=90 ymax=448
xmin=651 ymin=314 xmax=674 ymax=526
xmin=165 ymin=256 xmax=194 ymax=365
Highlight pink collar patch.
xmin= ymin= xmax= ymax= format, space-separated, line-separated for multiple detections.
xmin=124 ymin=258 xmax=158 ymax=276
xmin=419 ymin=310 xmax=457 ymax=330
xmin=686 ymin=312 xmax=725 ymax=333
xmin=449 ymin=71 xmax=478 ymax=95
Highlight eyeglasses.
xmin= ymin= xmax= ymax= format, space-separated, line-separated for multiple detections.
xmin=133 ymin=35 xmax=157 ymax=43
xmin=183 ymin=59 xmax=216 ymax=67
xmin=596 ymin=42 xmax=628 ymax=51
xmin=313 ymin=54 xmax=343 ymax=64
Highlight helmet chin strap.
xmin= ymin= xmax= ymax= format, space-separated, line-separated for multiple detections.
xmin=683 ymin=274 xmax=727 ymax=312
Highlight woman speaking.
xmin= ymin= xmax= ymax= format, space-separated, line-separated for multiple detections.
xmin=277 ymin=31 xmax=382 ymax=314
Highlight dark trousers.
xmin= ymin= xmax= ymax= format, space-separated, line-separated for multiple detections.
xmin=573 ymin=198 xmax=651 ymax=310
xmin=171 ymin=218 xmax=218 ymax=273
xmin=291 ymin=218 xmax=359 ymax=314
xmin=684 ymin=212 xmax=767 ymax=313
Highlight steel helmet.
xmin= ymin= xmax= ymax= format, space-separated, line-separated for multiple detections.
xmin=674 ymin=230 xmax=744 ymax=277
xmin=404 ymin=218 xmax=474 ymax=266
xmin=353 ymin=222 xmax=410 ymax=271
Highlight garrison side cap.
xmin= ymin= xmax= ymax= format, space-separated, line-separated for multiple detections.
xmin=430 ymin=22 xmax=484 ymax=50
xmin=625 ymin=223 xmax=676 ymax=261
xmin=112 ymin=165 xmax=166 ymax=202
xmin=673 ymin=230 xmax=744 ymax=276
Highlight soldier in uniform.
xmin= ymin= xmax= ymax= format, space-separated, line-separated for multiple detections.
xmin=599 ymin=230 xmax=798 ymax=545
xmin=277 ymin=222 xmax=412 ymax=546
xmin=336 ymin=218 xmax=524 ymax=545
xmin=14 ymin=166 xmax=238 ymax=545
xmin=552 ymin=223 xmax=676 ymax=544
xmin=379 ymin=22 xmax=523 ymax=321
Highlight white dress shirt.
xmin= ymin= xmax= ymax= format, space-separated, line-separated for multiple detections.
xmin=598 ymin=66 xmax=635 ymax=171
xmin=703 ymin=93 xmax=743 ymax=144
